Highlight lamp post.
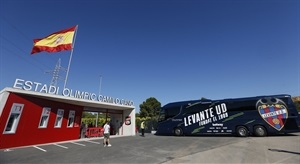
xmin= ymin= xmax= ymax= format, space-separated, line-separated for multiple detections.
xmin=96 ymin=75 xmax=102 ymax=127
xmin=96 ymin=113 xmax=98 ymax=127
xmin=99 ymin=75 xmax=102 ymax=95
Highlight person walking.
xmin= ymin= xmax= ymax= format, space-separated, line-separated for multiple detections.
xmin=103 ymin=121 xmax=112 ymax=147
xmin=140 ymin=121 xmax=145 ymax=137
xmin=80 ymin=122 xmax=86 ymax=138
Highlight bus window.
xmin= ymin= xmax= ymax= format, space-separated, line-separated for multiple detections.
xmin=165 ymin=106 xmax=181 ymax=120
xmin=185 ymin=103 xmax=210 ymax=115
xmin=158 ymin=109 xmax=165 ymax=122
xmin=226 ymin=100 xmax=257 ymax=112
xmin=158 ymin=106 xmax=181 ymax=122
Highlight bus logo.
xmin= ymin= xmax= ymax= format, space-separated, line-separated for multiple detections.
xmin=256 ymin=97 xmax=288 ymax=131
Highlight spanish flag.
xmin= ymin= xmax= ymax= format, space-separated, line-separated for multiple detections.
xmin=31 ymin=26 xmax=76 ymax=55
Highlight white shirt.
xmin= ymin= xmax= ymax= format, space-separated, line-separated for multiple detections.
xmin=104 ymin=123 xmax=110 ymax=134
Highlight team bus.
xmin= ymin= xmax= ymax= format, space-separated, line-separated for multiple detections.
xmin=156 ymin=94 xmax=300 ymax=137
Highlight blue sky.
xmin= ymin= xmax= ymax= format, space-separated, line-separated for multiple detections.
xmin=0 ymin=0 xmax=299 ymax=112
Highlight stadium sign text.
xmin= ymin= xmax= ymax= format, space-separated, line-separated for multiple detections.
xmin=12 ymin=78 xmax=134 ymax=106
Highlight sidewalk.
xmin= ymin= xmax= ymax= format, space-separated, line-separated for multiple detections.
xmin=163 ymin=135 xmax=300 ymax=163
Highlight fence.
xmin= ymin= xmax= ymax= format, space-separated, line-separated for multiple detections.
xmin=85 ymin=127 xmax=104 ymax=138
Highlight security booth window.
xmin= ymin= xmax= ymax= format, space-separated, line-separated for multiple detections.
xmin=3 ymin=103 xmax=24 ymax=134
xmin=54 ymin=109 xmax=64 ymax=128
xmin=67 ymin=110 xmax=75 ymax=127
xmin=39 ymin=107 xmax=51 ymax=128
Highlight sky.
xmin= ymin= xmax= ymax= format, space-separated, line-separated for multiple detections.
xmin=0 ymin=0 xmax=299 ymax=112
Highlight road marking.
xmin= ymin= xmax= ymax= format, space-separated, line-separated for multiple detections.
xmin=71 ymin=142 xmax=86 ymax=146
xmin=33 ymin=146 xmax=47 ymax=152
xmin=4 ymin=149 xmax=13 ymax=152
xmin=53 ymin=144 xmax=68 ymax=149
xmin=85 ymin=140 xmax=100 ymax=144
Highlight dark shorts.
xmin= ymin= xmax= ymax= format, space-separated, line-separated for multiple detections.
xmin=104 ymin=133 xmax=110 ymax=139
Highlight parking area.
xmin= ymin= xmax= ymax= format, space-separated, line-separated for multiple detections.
xmin=0 ymin=133 xmax=299 ymax=163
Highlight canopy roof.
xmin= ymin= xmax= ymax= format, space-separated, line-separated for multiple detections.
xmin=1 ymin=87 xmax=135 ymax=112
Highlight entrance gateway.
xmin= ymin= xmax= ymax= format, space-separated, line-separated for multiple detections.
xmin=0 ymin=79 xmax=136 ymax=149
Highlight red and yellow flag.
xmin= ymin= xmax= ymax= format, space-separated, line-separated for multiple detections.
xmin=31 ymin=26 xmax=76 ymax=55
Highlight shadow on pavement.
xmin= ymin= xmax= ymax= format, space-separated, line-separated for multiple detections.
xmin=268 ymin=148 xmax=300 ymax=155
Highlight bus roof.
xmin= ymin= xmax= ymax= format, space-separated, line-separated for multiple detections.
xmin=162 ymin=94 xmax=291 ymax=108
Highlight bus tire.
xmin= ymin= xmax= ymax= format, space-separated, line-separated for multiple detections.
xmin=253 ymin=125 xmax=267 ymax=137
xmin=174 ymin=127 xmax=183 ymax=136
xmin=236 ymin=126 xmax=248 ymax=137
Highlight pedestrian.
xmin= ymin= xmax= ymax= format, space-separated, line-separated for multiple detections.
xmin=140 ymin=121 xmax=145 ymax=137
xmin=80 ymin=122 xmax=86 ymax=138
xmin=103 ymin=121 xmax=112 ymax=147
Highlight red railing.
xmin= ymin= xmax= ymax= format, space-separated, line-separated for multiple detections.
xmin=85 ymin=127 xmax=104 ymax=138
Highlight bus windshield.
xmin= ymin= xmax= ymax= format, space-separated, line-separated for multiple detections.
xmin=157 ymin=108 xmax=165 ymax=122
xmin=158 ymin=106 xmax=181 ymax=122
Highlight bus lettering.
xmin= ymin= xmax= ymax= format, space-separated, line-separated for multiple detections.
xmin=199 ymin=118 xmax=212 ymax=126
xmin=218 ymin=112 xmax=228 ymax=119
xmin=215 ymin=105 xmax=221 ymax=114
xmin=184 ymin=107 xmax=216 ymax=127
xmin=221 ymin=103 xmax=227 ymax=112
xmin=216 ymin=104 xmax=227 ymax=115
xmin=157 ymin=95 xmax=300 ymax=137
xmin=261 ymin=109 xmax=286 ymax=118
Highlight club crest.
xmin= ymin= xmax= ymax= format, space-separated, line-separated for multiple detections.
xmin=256 ymin=97 xmax=288 ymax=131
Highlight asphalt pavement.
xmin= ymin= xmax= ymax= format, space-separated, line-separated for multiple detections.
xmin=0 ymin=133 xmax=299 ymax=163
xmin=163 ymin=133 xmax=300 ymax=163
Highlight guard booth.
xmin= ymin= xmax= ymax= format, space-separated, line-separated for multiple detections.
xmin=83 ymin=108 xmax=133 ymax=137
xmin=0 ymin=87 xmax=135 ymax=149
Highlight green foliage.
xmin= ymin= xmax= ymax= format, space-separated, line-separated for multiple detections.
xmin=135 ymin=116 xmax=158 ymax=131
xmin=82 ymin=112 xmax=95 ymax=118
xmin=294 ymin=101 xmax=300 ymax=112
xmin=135 ymin=116 xmax=151 ymax=127
xmin=135 ymin=113 xmax=140 ymax=118
xmin=136 ymin=97 xmax=161 ymax=131
xmin=81 ymin=117 xmax=110 ymax=127
xmin=139 ymin=97 xmax=161 ymax=118
xmin=81 ymin=112 xmax=109 ymax=127
xmin=81 ymin=96 xmax=163 ymax=131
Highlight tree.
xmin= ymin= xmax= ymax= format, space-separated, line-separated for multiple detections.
xmin=292 ymin=97 xmax=300 ymax=112
xmin=294 ymin=101 xmax=300 ymax=112
xmin=82 ymin=112 xmax=95 ymax=118
xmin=135 ymin=113 xmax=140 ymax=117
xmin=139 ymin=97 xmax=161 ymax=118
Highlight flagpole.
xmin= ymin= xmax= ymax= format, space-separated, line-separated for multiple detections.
xmin=64 ymin=25 xmax=78 ymax=89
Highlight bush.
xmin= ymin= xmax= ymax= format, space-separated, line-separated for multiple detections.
xmin=136 ymin=117 xmax=158 ymax=132
xmin=81 ymin=118 xmax=107 ymax=127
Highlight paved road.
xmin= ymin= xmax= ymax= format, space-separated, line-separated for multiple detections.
xmin=0 ymin=133 xmax=299 ymax=163
xmin=164 ymin=133 xmax=300 ymax=163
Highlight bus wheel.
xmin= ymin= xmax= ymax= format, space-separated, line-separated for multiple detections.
xmin=174 ymin=127 xmax=183 ymax=136
xmin=253 ymin=125 xmax=267 ymax=137
xmin=236 ymin=126 xmax=248 ymax=137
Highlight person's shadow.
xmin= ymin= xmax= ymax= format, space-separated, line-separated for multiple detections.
xmin=268 ymin=148 xmax=300 ymax=155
